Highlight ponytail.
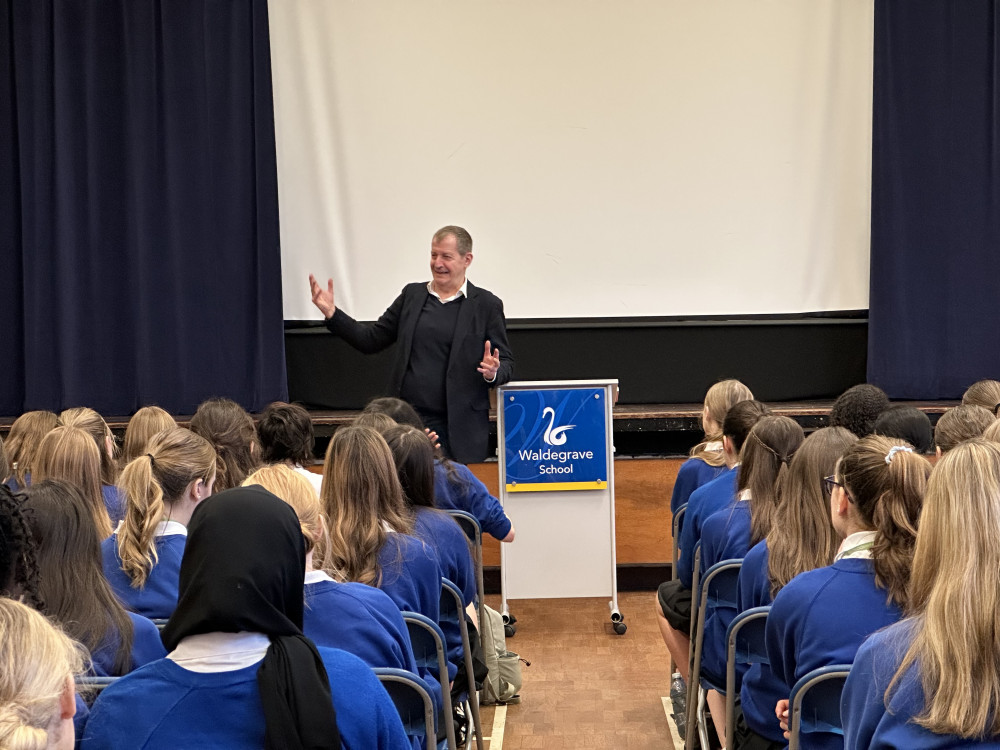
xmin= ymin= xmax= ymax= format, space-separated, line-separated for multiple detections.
xmin=740 ymin=416 xmax=804 ymax=546
xmin=690 ymin=380 xmax=754 ymax=466
xmin=117 ymin=455 xmax=165 ymax=587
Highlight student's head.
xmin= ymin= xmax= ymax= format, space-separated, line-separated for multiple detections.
xmin=4 ymin=411 xmax=58 ymax=489
xmin=890 ymin=439 xmax=1000 ymax=737
xmin=243 ymin=465 xmax=326 ymax=562
xmin=933 ymin=404 xmax=995 ymax=454
xmin=320 ymin=425 xmax=409 ymax=585
xmin=383 ymin=425 xmax=436 ymax=510
xmin=721 ymin=399 xmax=772 ymax=460
xmin=765 ymin=427 xmax=857 ymax=597
xmin=0 ymin=598 xmax=84 ymax=750
xmin=739 ymin=416 xmax=805 ymax=545
xmin=32 ymin=426 xmax=111 ymax=539
xmin=121 ymin=406 xmax=176 ymax=465
xmin=363 ymin=397 xmax=425 ymax=430
xmin=20 ymin=480 xmax=134 ymax=676
xmin=690 ymin=380 xmax=754 ymax=467
xmin=353 ymin=411 xmax=398 ymax=435
xmin=257 ymin=402 xmax=315 ymax=466
xmin=874 ymin=404 xmax=934 ymax=454
xmin=160 ymin=486 xmax=339 ymax=749
xmin=834 ymin=435 xmax=930 ymax=608
xmin=0 ymin=485 xmax=40 ymax=606
xmin=117 ymin=428 xmax=216 ymax=587
xmin=189 ymin=397 xmax=259 ymax=491
xmin=829 ymin=384 xmax=890 ymax=438
xmin=961 ymin=379 xmax=1000 ymax=415
xmin=58 ymin=407 xmax=118 ymax=486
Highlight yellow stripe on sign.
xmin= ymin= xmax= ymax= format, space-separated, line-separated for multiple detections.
xmin=505 ymin=481 xmax=608 ymax=492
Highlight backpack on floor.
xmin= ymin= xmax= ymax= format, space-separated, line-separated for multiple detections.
xmin=478 ymin=604 xmax=523 ymax=705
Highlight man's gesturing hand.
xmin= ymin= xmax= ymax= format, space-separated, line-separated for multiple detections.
xmin=478 ymin=340 xmax=501 ymax=382
xmin=308 ymin=274 xmax=336 ymax=318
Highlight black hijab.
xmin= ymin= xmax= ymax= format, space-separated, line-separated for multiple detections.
xmin=161 ymin=485 xmax=340 ymax=750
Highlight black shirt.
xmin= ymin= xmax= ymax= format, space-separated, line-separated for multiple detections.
xmin=400 ymin=293 xmax=464 ymax=414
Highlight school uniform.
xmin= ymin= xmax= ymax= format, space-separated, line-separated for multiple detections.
xmin=766 ymin=532 xmax=903 ymax=750
xmin=433 ymin=460 xmax=512 ymax=541
xmin=697 ymin=496 xmax=752 ymax=688
xmin=675 ymin=466 xmax=740 ymax=588
xmin=90 ymin=612 xmax=168 ymax=677
xmin=842 ymin=621 xmax=1000 ymax=749
xmin=671 ymin=450 xmax=727 ymax=515
xmin=80 ymin=634 xmax=409 ymax=749
xmin=102 ymin=521 xmax=186 ymax=619
xmin=74 ymin=693 xmax=89 ymax=749
xmin=102 ymin=484 xmax=126 ymax=526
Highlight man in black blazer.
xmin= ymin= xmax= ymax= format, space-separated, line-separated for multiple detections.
xmin=309 ymin=226 xmax=514 ymax=463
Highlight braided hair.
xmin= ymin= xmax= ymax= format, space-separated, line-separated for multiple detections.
xmin=0 ymin=485 xmax=41 ymax=608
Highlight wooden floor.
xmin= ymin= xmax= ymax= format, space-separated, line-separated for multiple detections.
xmin=478 ymin=591 xmax=678 ymax=749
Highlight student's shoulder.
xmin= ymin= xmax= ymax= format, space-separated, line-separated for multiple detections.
xmin=772 ymin=564 xmax=840 ymax=611
xmin=743 ymin=539 xmax=769 ymax=569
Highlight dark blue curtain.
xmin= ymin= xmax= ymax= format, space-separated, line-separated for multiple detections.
xmin=869 ymin=1 xmax=1000 ymax=398
xmin=0 ymin=0 xmax=286 ymax=416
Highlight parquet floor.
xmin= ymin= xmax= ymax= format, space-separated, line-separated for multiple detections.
xmin=478 ymin=590 xmax=678 ymax=749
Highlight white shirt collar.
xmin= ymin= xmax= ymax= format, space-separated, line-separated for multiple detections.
xmin=836 ymin=530 xmax=876 ymax=561
xmin=304 ymin=569 xmax=335 ymax=585
xmin=156 ymin=520 xmax=188 ymax=537
xmin=737 ymin=489 xmax=751 ymax=502
xmin=167 ymin=632 xmax=270 ymax=673
xmin=427 ymin=279 xmax=468 ymax=303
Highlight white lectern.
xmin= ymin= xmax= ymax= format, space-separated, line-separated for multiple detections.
xmin=497 ymin=379 xmax=625 ymax=635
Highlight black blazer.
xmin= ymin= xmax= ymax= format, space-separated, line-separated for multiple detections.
xmin=325 ymin=281 xmax=514 ymax=463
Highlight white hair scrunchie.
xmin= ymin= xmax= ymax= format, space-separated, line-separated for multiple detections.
xmin=885 ymin=445 xmax=913 ymax=464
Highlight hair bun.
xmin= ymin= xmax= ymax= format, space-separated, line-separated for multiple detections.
xmin=0 ymin=705 xmax=49 ymax=750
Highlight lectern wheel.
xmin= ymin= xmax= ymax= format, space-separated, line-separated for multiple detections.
xmin=504 ymin=624 xmax=517 ymax=638
xmin=613 ymin=621 xmax=627 ymax=635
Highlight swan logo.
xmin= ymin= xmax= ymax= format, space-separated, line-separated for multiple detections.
xmin=542 ymin=407 xmax=575 ymax=446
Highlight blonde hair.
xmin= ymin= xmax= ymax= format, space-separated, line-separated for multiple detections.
xmin=0 ymin=437 xmax=8 ymax=486
xmin=889 ymin=439 xmax=1000 ymax=736
xmin=0 ymin=598 xmax=84 ymax=750
xmin=117 ymin=428 xmax=216 ymax=588
xmin=33 ymin=426 xmax=112 ymax=539
xmin=765 ymin=427 xmax=857 ymax=597
xmin=982 ymin=418 xmax=1000 ymax=445
xmin=934 ymin=405 xmax=996 ymax=453
xmin=838 ymin=435 xmax=930 ymax=608
xmin=320 ymin=426 xmax=411 ymax=585
xmin=121 ymin=406 xmax=176 ymax=465
xmin=690 ymin=380 xmax=754 ymax=466
xmin=740 ymin=416 xmax=805 ymax=546
xmin=961 ymin=379 xmax=1000 ymax=414
xmin=244 ymin=465 xmax=326 ymax=559
xmin=5 ymin=412 xmax=58 ymax=488
xmin=58 ymin=407 xmax=118 ymax=487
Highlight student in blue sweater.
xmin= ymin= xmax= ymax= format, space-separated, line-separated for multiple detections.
xmin=81 ymin=485 xmax=409 ymax=750
xmin=733 ymin=426 xmax=857 ymax=750
xmin=657 ymin=399 xmax=771 ymax=683
xmin=671 ymin=379 xmax=754 ymax=515
xmin=21 ymin=480 xmax=166 ymax=677
xmin=699 ymin=416 xmax=804 ymax=748
xmin=842 ymin=439 xmax=1000 ymax=750
xmin=767 ymin=436 xmax=929 ymax=750
xmin=103 ymin=428 xmax=217 ymax=619
xmin=58 ymin=407 xmax=127 ymax=525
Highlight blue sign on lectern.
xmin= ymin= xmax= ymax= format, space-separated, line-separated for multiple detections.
xmin=503 ymin=387 xmax=608 ymax=492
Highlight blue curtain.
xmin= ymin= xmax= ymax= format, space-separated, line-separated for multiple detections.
xmin=0 ymin=0 xmax=286 ymax=416
xmin=869 ymin=0 xmax=1000 ymax=398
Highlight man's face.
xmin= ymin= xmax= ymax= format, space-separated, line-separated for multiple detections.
xmin=430 ymin=234 xmax=472 ymax=289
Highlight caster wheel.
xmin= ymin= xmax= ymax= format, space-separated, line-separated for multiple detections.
xmin=613 ymin=621 xmax=627 ymax=635
xmin=504 ymin=623 xmax=517 ymax=638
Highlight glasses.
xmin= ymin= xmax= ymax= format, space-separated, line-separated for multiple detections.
xmin=823 ymin=475 xmax=845 ymax=495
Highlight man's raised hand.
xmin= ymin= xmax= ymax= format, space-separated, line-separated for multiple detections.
xmin=478 ymin=340 xmax=501 ymax=382
xmin=308 ymin=274 xmax=336 ymax=318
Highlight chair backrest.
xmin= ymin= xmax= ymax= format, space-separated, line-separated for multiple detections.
xmin=403 ymin=612 xmax=457 ymax=750
xmin=76 ymin=675 xmax=119 ymax=705
xmin=374 ymin=667 xmax=437 ymax=750
xmin=724 ymin=606 xmax=771 ymax=744
xmin=787 ymin=664 xmax=852 ymax=750
xmin=151 ymin=619 xmax=169 ymax=631
xmin=671 ymin=504 xmax=688 ymax=581
xmin=447 ymin=510 xmax=485 ymax=624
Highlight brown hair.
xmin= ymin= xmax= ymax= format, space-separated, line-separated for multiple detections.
xmin=33 ymin=426 xmax=112 ymax=539
xmin=723 ymin=400 xmax=772 ymax=454
xmin=5 ymin=411 xmax=58 ymax=488
xmin=117 ymin=428 xmax=216 ymax=587
xmin=961 ymin=379 xmax=1000 ymax=414
xmin=690 ymin=380 xmax=754 ymax=467
xmin=21 ymin=479 xmax=134 ymax=676
xmin=383 ymin=425 xmax=437 ymax=511
xmin=244 ymin=465 xmax=325 ymax=558
xmin=739 ymin=416 xmax=805 ymax=546
xmin=0 ymin=436 xmax=8 ymax=486
xmin=837 ymin=435 xmax=930 ymax=608
xmin=353 ymin=411 xmax=398 ymax=435
xmin=189 ymin=397 xmax=259 ymax=491
xmin=257 ymin=402 xmax=315 ymax=466
xmin=121 ymin=406 xmax=176 ymax=465
xmin=58 ymin=407 xmax=119 ymax=486
xmin=432 ymin=225 xmax=473 ymax=256
xmin=765 ymin=427 xmax=857 ymax=597
xmin=319 ymin=426 xmax=410 ymax=585
xmin=934 ymin=405 xmax=995 ymax=453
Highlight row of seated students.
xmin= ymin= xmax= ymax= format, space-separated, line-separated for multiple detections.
xmin=0 ymin=395 xmax=515 ymax=749
xmin=660 ymin=377 xmax=1000 ymax=750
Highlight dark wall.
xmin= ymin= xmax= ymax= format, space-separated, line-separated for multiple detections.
xmin=286 ymin=314 xmax=868 ymax=409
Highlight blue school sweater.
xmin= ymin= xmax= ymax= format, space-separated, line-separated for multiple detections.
xmin=697 ymin=501 xmax=752 ymax=688
xmin=90 ymin=613 xmax=168 ymax=677
xmin=676 ymin=467 xmax=739 ymax=588
xmin=433 ymin=460 xmax=512 ymax=541
xmin=74 ymin=694 xmax=89 ymax=750
xmin=842 ymin=621 xmax=1000 ymax=749
xmin=671 ymin=455 xmax=726 ymax=515
xmin=102 ymin=484 xmax=126 ymax=526
xmin=101 ymin=527 xmax=186 ymax=619
xmin=766 ymin=557 xmax=903 ymax=750
xmin=79 ymin=647 xmax=409 ymax=749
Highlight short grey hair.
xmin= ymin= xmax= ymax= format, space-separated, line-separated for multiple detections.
xmin=432 ymin=226 xmax=473 ymax=256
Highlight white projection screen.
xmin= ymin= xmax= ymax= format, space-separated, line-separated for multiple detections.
xmin=269 ymin=0 xmax=874 ymax=321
